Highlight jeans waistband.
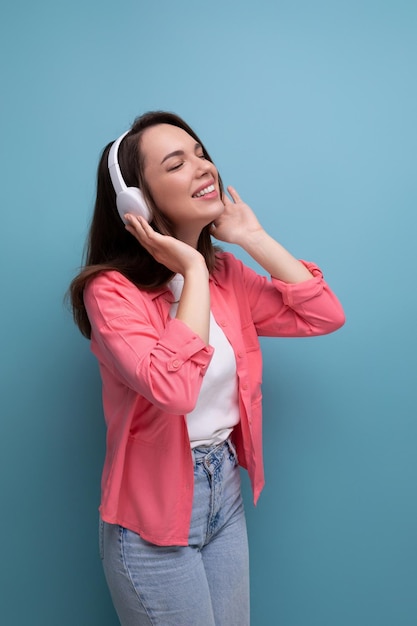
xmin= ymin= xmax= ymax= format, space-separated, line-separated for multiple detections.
xmin=192 ymin=437 xmax=237 ymax=468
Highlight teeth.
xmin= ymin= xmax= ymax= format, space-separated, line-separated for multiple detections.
xmin=194 ymin=184 xmax=215 ymax=198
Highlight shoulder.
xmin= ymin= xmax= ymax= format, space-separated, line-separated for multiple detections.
xmin=213 ymin=251 xmax=244 ymax=277
xmin=84 ymin=270 xmax=167 ymax=308
xmin=213 ymin=251 xmax=258 ymax=284
xmin=84 ymin=271 xmax=134 ymax=301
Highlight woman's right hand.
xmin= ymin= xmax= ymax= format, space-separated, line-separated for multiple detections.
xmin=124 ymin=214 xmax=207 ymax=277
xmin=125 ymin=214 xmax=211 ymax=343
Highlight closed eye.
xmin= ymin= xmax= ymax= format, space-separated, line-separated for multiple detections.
xmin=167 ymin=162 xmax=184 ymax=171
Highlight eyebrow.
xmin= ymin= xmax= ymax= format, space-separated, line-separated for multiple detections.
xmin=160 ymin=142 xmax=202 ymax=164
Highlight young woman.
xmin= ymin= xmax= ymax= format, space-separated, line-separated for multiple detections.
xmin=70 ymin=111 xmax=345 ymax=626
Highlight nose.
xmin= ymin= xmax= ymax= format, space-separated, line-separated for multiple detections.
xmin=194 ymin=154 xmax=214 ymax=176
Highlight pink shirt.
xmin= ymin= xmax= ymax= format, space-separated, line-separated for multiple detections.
xmin=84 ymin=252 xmax=345 ymax=546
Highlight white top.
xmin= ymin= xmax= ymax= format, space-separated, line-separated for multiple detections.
xmin=168 ymin=274 xmax=240 ymax=448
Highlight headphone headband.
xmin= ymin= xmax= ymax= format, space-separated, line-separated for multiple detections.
xmin=107 ymin=130 xmax=151 ymax=223
xmin=108 ymin=130 xmax=130 ymax=195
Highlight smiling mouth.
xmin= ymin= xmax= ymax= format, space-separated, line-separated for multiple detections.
xmin=192 ymin=184 xmax=216 ymax=198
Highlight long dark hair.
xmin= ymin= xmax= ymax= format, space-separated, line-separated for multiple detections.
xmin=69 ymin=111 xmax=224 ymax=338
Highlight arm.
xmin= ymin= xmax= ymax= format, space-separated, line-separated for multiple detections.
xmin=240 ymin=230 xmax=314 ymax=283
xmin=212 ymin=188 xmax=345 ymax=335
xmin=125 ymin=214 xmax=210 ymax=344
xmin=176 ymin=262 xmax=210 ymax=345
xmin=84 ymin=271 xmax=214 ymax=413
xmin=215 ymin=252 xmax=345 ymax=338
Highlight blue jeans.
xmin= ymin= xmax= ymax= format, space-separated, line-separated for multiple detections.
xmin=99 ymin=438 xmax=250 ymax=626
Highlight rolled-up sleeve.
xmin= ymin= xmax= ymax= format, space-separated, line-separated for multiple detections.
xmin=226 ymin=256 xmax=345 ymax=338
xmin=269 ymin=261 xmax=346 ymax=335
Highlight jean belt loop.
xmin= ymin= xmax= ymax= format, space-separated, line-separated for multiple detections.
xmin=226 ymin=436 xmax=238 ymax=463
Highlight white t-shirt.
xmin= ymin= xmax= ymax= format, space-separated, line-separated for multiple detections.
xmin=168 ymin=274 xmax=240 ymax=448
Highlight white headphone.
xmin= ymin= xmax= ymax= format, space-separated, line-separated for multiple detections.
xmin=108 ymin=130 xmax=152 ymax=223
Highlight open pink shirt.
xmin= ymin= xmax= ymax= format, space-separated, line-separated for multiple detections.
xmin=84 ymin=252 xmax=345 ymax=546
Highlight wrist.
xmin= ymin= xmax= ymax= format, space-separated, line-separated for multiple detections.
xmin=239 ymin=228 xmax=269 ymax=253
xmin=183 ymin=256 xmax=209 ymax=281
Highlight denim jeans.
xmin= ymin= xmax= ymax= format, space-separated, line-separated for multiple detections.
xmin=99 ymin=438 xmax=250 ymax=626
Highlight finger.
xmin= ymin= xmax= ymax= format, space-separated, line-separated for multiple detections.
xmin=222 ymin=192 xmax=233 ymax=206
xmin=125 ymin=217 xmax=153 ymax=248
xmin=124 ymin=213 xmax=147 ymax=228
xmin=227 ymin=185 xmax=242 ymax=203
xmin=210 ymin=222 xmax=221 ymax=241
xmin=125 ymin=214 xmax=155 ymax=239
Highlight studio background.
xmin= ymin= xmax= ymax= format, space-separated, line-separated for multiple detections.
xmin=1 ymin=1 xmax=416 ymax=624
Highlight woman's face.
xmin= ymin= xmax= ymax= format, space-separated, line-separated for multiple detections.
xmin=140 ymin=124 xmax=224 ymax=243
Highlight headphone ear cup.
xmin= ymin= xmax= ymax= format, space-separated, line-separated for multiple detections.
xmin=116 ymin=187 xmax=152 ymax=223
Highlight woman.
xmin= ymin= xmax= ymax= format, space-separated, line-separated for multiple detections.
xmin=70 ymin=110 xmax=345 ymax=625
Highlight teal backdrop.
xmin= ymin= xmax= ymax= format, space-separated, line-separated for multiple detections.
xmin=1 ymin=1 xmax=416 ymax=624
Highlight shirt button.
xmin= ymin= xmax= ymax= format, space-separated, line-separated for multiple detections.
xmin=172 ymin=359 xmax=180 ymax=369
xmin=242 ymin=382 xmax=248 ymax=390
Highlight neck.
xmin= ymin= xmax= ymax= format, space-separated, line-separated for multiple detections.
xmin=175 ymin=226 xmax=202 ymax=249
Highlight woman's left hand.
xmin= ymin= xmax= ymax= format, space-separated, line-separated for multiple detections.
xmin=210 ymin=186 xmax=264 ymax=246
xmin=212 ymin=186 xmax=314 ymax=284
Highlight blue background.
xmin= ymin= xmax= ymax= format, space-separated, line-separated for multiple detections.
xmin=1 ymin=1 xmax=416 ymax=624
